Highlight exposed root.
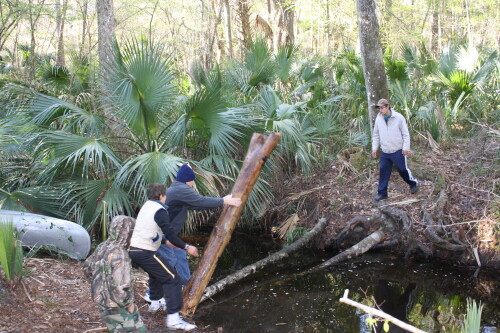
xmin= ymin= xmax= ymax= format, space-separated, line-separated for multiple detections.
xmin=423 ymin=212 xmax=467 ymax=252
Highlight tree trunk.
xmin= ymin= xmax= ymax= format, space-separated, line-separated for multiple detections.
xmin=430 ymin=0 xmax=439 ymax=55
xmin=182 ymin=132 xmax=281 ymax=316
xmin=224 ymin=0 xmax=233 ymax=58
xmin=272 ymin=0 xmax=295 ymax=48
xmin=97 ymin=0 xmax=116 ymax=68
xmin=148 ymin=0 xmax=160 ymax=47
xmin=356 ymin=0 xmax=389 ymax=132
xmin=237 ymin=0 xmax=251 ymax=49
xmin=56 ymin=0 xmax=68 ymax=66
xmin=207 ymin=0 xmax=224 ymax=67
xmin=28 ymin=0 xmax=45 ymax=82
xmin=77 ymin=0 xmax=89 ymax=57
xmin=200 ymin=217 xmax=328 ymax=303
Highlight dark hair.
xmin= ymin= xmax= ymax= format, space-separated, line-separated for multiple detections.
xmin=147 ymin=183 xmax=166 ymax=200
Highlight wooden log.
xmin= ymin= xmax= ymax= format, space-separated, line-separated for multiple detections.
xmin=181 ymin=132 xmax=281 ymax=316
xmin=200 ymin=217 xmax=328 ymax=303
xmin=306 ymin=230 xmax=386 ymax=274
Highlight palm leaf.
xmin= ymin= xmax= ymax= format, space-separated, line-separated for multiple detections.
xmin=65 ymin=179 xmax=135 ymax=229
xmin=23 ymin=92 xmax=105 ymax=136
xmin=100 ymin=38 xmax=177 ymax=139
xmin=0 ymin=186 xmax=70 ymax=218
xmin=115 ymin=152 xmax=184 ymax=193
xmin=38 ymin=61 xmax=71 ymax=93
xmin=275 ymin=43 xmax=297 ymax=83
xmin=171 ymin=86 xmax=250 ymax=157
xmin=43 ymin=131 xmax=121 ymax=173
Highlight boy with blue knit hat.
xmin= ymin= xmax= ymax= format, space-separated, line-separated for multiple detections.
xmin=143 ymin=163 xmax=241 ymax=305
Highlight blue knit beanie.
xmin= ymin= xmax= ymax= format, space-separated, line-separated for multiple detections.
xmin=176 ymin=164 xmax=196 ymax=182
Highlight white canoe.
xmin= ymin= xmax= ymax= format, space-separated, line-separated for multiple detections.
xmin=0 ymin=209 xmax=91 ymax=260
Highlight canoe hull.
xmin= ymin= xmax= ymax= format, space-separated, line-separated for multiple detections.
xmin=0 ymin=210 xmax=91 ymax=260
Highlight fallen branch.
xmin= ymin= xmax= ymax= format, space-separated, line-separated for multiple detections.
xmin=450 ymin=181 xmax=500 ymax=199
xmin=200 ymin=218 xmax=328 ymax=303
xmin=339 ymin=289 xmax=427 ymax=333
xmin=307 ymin=230 xmax=385 ymax=274
xmin=283 ymin=185 xmax=327 ymax=202
xmin=377 ymin=198 xmax=422 ymax=208
xmin=81 ymin=328 xmax=107 ymax=333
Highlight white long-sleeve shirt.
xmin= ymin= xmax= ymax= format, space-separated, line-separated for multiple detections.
xmin=372 ymin=109 xmax=410 ymax=154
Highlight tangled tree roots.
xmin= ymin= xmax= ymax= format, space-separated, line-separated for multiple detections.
xmin=335 ymin=181 xmax=480 ymax=265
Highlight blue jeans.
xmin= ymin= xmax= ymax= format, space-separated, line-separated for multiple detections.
xmin=157 ymin=244 xmax=191 ymax=286
xmin=146 ymin=244 xmax=190 ymax=295
xmin=378 ymin=150 xmax=418 ymax=196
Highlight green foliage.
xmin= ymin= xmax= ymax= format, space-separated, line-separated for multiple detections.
xmin=461 ymin=298 xmax=483 ymax=333
xmin=0 ymin=37 xmax=498 ymax=234
xmin=284 ymin=226 xmax=309 ymax=246
xmin=0 ymin=221 xmax=24 ymax=282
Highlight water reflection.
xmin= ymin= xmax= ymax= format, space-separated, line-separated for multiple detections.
xmin=194 ymin=242 xmax=499 ymax=333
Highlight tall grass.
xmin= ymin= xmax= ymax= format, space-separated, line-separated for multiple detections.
xmin=461 ymin=298 xmax=483 ymax=333
xmin=0 ymin=220 xmax=24 ymax=282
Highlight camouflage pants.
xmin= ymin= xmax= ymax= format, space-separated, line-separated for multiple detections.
xmin=99 ymin=305 xmax=147 ymax=333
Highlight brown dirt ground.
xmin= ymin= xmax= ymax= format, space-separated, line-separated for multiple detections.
xmin=1 ymin=133 xmax=498 ymax=333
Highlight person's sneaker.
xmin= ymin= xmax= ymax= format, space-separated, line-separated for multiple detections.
xmin=410 ymin=184 xmax=419 ymax=194
xmin=148 ymin=298 xmax=166 ymax=312
xmin=142 ymin=292 xmax=151 ymax=303
xmin=374 ymin=193 xmax=388 ymax=201
xmin=166 ymin=312 xmax=196 ymax=331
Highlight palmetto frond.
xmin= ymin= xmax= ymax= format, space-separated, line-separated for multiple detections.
xmin=170 ymin=84 xmax=250 ymax=157
xmin=256 ymin=85 xmax=280 ymax=119
xmin=384 ymin=54 xmax=409 ymax=83
xmin=244 ymin=38 xmax=276 ymax=88
xmin=25 ymin=92 xmax=105 ymax=136
xmin=42 ymin=131 xmax=121 ymax=175
xmin=471 ymin=50 xmax=498 ymax=87
xmin=275 ymin=43 xmax=297 ymax=83
xmin=0 ymin=186 xmax=71 ymax=218
xmin=115 ymin=152 xmax=184 ymax=193
xmin=101 ymin=38 xmax=177 ymax=140
xmin=65 ymin=179 xmax=135 ymax=229
xmin=38 ymin=61 xmax=71 ymax=94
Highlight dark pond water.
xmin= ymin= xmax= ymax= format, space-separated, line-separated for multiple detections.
xmin=190 ymin=233 xmax=499 ymax=333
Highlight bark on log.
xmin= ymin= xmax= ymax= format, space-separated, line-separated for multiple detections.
xmin=200 ymin=217 xmax=328 ymax=303
xmin=182 ymin=132 xmax=281 ymax=316
xmin=308 ymin=230 xmax=386 ymax=273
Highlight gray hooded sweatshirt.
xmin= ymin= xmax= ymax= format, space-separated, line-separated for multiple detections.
xmin=166 ymin=181 xmax=224 ymax=234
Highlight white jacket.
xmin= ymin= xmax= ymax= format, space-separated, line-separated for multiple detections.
xmin=372 ymin=109 xmax=410 ymax=154
xmin=129 ymin=200 xmax=164 ymax=251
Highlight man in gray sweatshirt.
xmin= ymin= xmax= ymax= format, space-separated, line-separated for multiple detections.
xmin=165 ymin=163 xmax=241 ymax=284
xmin=372 ymin=98 xmax=418 ymax=201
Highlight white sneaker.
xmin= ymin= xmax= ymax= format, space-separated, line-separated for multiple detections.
xmin=166 ymin=312 xmax=196 ymax=331
xmin=148 ymin=298 xmax=166 ymax=312
xmin=142 ymin=292 xmax=151 ymax=303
